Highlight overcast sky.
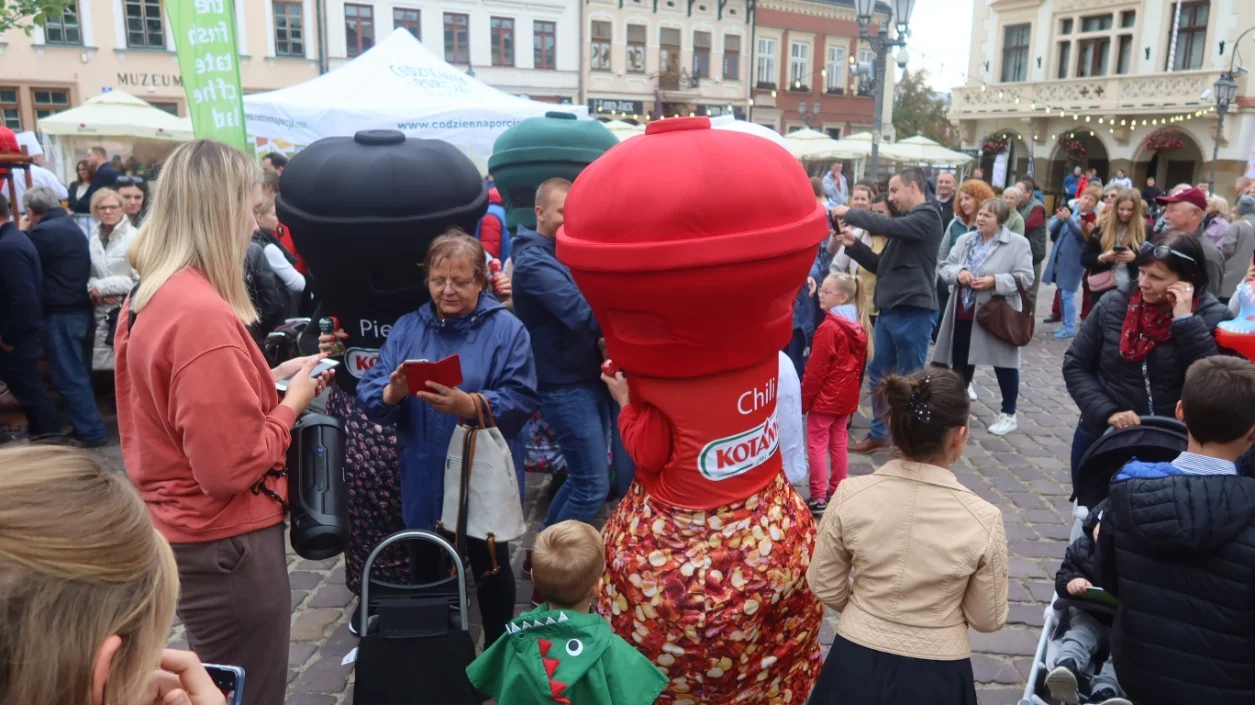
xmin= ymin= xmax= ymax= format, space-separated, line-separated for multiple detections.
xmin=907 ymin=0 xmax=977 ymax=94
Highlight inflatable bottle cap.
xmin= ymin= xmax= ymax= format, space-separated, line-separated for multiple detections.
xmin=558 ymin=116 xmax=828 ymax=379
xmin=488 ymin=112 xmax=617 ymax=230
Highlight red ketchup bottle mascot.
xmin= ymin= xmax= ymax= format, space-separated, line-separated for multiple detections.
xmin=559 ymin=117 xmax=829 ymax=704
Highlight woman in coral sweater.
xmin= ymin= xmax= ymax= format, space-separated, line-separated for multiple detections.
xmin=114 ymin=139 xmax=333 ymax=705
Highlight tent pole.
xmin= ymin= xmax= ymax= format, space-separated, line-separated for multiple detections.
xmin=315 ymin=0 xmax=327 ymax=74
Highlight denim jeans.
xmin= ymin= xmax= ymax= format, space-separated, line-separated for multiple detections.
xmin=42 ymin=311 xmax=107 ymax=443
xmin=868 ymin=306 xmax=938 ymax=440
xmin=1054 ymin=607 xmax=1125 ymax=697
xmin=541 ymin=384 xmax=611 ymax=528
xmin=0 ymin=335 xmax=61 ymax=439
xmin=1059 ymin=288 xmax=1078 ymax=334
xmin=609 ymin=401 xmax=636 ymax=497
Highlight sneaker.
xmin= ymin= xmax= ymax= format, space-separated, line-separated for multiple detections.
xmin=987 ymin=413 xmax=1018 ymax=437
xmin=806 ymin=498 xmax=828 ymax=514
xmin=1052 ymin=328 xmax=1076 ymax=340
xmin=1087 ymin=692 xmax=1132 ymax=705
xmin=967 ymin=384 xmax=978 ymax=401
xmin=849 ymin=435 xmax=890 ymax=454
xmin=1044 ymin=659 xmax=1081 ymax=705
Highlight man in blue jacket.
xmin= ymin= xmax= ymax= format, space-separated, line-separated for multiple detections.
xmin=512 ymin=178 xmax=614 ymax=531
xmin=1063 ymin=165 xmax=1082 ymax=200
xmin=24 ymin=187 xmax=108 ymax=445
xmin=0 ymin=193 xmax=60 ymax=440
xmin=82 ymin=146 xmax=118 ymax=207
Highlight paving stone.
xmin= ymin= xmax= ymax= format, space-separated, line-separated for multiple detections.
xmin=292 ymin=656 xmax=353 ymax=694
xmin=285 ymin=695 xmax=337 ymax=705
xmin=289 ymin=642 xmax=317 ymax=668
xmin=971 ymin=654 xmax=1022 ymax=684
xmin=969 ymin=628 xmax=1041 ymax=656
xmin=1011 ymin=540 xmax=1068 ymax=559
xmin=291 ymin=590 xmax=308 ymax=610
xmin=289 ymin=571 xmax=324 ymax=591
xmin=1004 ymin=523 xmax=1039 ymax=541
xmin=291 ymin=608 xmax=342 ymax=642
xmin=294 ymin=558 xmax=339 ymax=571
xmin=308 ymin=583 xmax=355 ymax=609
xmin=1007 ymin=603 xmax=1047 ymax=627
xmin=978 ymin=688 xmax=1024 ymax=705
xmin=1008 ymin=558 xmax=1047 ymax=580
xmin=1026 ymin=581 xmax=1058 ymax=603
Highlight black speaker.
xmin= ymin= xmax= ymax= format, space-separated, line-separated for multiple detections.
xmin=287 ymin=412 xmax=349 ymax=560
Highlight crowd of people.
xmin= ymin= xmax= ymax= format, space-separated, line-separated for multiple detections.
xmin=6 ymin=121 xmax=1255 ymax=705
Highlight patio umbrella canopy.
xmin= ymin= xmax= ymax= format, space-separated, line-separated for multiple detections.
xmin=879 ymin=134 xmax=974 ymax=165
xmin=784 ymin=128 xmax=866 ymax=161
xmin=37 ymin=90 xmax=193 ymax=141
xmin=600 ymin=119 xmax=646 ymax=142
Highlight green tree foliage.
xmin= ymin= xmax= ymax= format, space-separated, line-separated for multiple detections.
xmin=893 ymin=68 xmax=961 ymax=148
xmin=0 ymin=0 xmax=72 ymax=35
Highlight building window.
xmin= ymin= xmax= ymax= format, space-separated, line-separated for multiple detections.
xmin=591 ymin=21 xmax=612 ymax=71
xmin=660 ymin=27 xmax=681 ymax=75
xmin=723 ymin=34 xmax=740 ymax=80
xmin=1167 ymin=2 xmax=1209 ymax=71
xmin=1000 ymin=24 xmax=1030 ymax=82
xmin=0 ymin=88 xmax=20 ymax=130
xmin=825 ymin=127 xmax=842 ymax=139
xmin=626 ymin=24 xmax=646 ymax=73
xmin=344 ymin=4 xmax=374 ymax=57
xmin=45 ymin=1 xmax=81 ymax=45
xmin=789 ymin=41 xmax=810 ymax=89
xmin=150 ymin=101 xmax=178 ymax=115
xmin=1060 ymin=18 xmax=1073 ymax=35
xmin=1077 ymin=37 xmax=1110 ymax=77
xmin=124 ymin=0 xmax=165 ymax=49
xmin=274 ymin=1 xmax=304 ymax=57
xmin=534 ymin=20 xmax=556 ymax=70
xmin=491 ymin=17 xmax=514 ymax=67
xmin=1117 ymin=34 xmax=1133 ymax=74
xmin=445 ymin=13 xmax=469 ymax=64
xmin=32 ymin=88 xmax=70 ymax=120
xmin=756 ymin=37 xmax=777 ymax=88
xmin=1056 ymin=41 xmax=1071 ymax=78
xmin=693 ymin=31 xmax=711 ymax=78
xmin=393 ymin=8 xmax=420 ymax=40
xmin=1120 ymin=10 xmax=1136 ymax=28
xmin=825 ymin=44 xmax=845 ymax=93
xmin=1080 ymin=14 xmax=1113 ymax=32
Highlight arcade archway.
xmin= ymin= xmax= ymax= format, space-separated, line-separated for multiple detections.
xmin=1131 ymin=128 xmax=1205 ymax=191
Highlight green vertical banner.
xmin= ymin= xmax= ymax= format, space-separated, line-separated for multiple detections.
xmin=166 ymin=0 xmax=248 ymax=151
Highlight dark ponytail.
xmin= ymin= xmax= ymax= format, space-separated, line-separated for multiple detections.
xmin=874 ymin=368 xmax=970 ymax=461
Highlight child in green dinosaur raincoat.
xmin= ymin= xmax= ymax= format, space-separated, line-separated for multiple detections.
xmin=467 ymin=521 xmax=667 ymax=705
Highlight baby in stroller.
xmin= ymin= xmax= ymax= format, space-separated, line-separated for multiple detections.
xmin=1045 ymin=498 xmax=1129 ymax=705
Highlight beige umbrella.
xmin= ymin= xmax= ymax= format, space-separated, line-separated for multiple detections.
xmin=879 ymin=134 xmax=975 ymax=165
xmin=600 ymin=119 xmax=646 ymax=142
xmin=784 ymin=128 xmax=867 ymax=161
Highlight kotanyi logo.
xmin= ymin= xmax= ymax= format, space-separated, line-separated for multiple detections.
xmin=344 ymin=347 xmax=381 ymax=379
xmin=698 ymin=410 xmax=780 ymax=481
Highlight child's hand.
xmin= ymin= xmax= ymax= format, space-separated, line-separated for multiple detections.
xmin=1067 ymin=578 xmax=1093 ymax=596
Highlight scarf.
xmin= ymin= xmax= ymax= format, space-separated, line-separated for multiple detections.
xmin=1119 ymin=290 xmax=1196 ymax=362
xmin=962 ymin=234 xmax=998 ymax=311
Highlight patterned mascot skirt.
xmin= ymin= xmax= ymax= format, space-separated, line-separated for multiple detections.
xmin=598 ymin=472 xmax=824 ymax=704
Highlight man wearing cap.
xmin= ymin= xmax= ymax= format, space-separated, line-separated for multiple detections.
xmin=1158 ymin=186 xmax=1225 ymax=297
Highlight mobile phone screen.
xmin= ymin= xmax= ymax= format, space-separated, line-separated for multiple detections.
xmin=276 ymin=358 xmax=340 ymax=392
xmin=204 ymin=664 xmax=245 ymax=705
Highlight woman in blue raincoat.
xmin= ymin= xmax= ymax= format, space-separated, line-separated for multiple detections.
xmin=358 ymin=232 xmax=539 ymax=646
xmin=1044 ymin=184 xmax=1101 ymax=340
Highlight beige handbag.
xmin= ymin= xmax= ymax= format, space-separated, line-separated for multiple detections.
xmin=440 ymin=393 xmax=526 ymax=550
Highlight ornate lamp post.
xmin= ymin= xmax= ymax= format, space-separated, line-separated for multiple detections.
xmin=1208 ymin=26 xmax=1252 ymax=195
xmin=854 ymin=0 xmax=915 ymax=180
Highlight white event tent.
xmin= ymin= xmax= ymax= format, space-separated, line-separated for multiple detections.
xmin=244 ymin=29 xmax=587 ymax=172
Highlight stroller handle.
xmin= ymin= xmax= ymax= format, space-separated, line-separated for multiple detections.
xmin=359 ymin=530 xmax=468 ymax=634
xmin=1102 ymin=415 xmax=1187 ymax=437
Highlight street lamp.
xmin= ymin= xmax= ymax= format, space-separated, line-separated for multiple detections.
xmin=1208 ymin=27 xmax=1252 ymax=194
xmin=854 ymin=0 xmax=915 ymax=181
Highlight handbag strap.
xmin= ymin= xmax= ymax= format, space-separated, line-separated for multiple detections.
xmin=470 ymin=392 xmax=498 ymax=429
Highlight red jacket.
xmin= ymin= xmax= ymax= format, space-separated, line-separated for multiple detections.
xmin=479 ymin=188 xmax=504 ymax=259
xmin=801 ymin=313 xmax=867 ymax=416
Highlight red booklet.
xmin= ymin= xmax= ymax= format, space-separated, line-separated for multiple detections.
xmin=402 ymin=354 xmax=463 ymax=393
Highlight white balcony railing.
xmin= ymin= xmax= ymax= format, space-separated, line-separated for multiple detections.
xmin=948 ymin=69 xmax=1225 ymax=119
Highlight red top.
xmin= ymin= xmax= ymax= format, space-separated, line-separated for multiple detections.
xmin=115 ymin=269 xmax=294 ymax=544
xmin=617 ymin=356 xmax=782 ymax=509
xmin=479 ymin=187 xmax=504 ymax=259
xmin=801 ymin=313 xmax=867 ymax=416
xmin=276 ymin=222 xmax=308 ymax=274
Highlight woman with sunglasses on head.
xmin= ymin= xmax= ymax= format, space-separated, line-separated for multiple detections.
xmin=1063 ymin=232 xmax=1232 ymax=490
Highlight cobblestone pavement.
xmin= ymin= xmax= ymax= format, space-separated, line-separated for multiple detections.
xmin=32 ymin=290 xmax=1080 ymax=705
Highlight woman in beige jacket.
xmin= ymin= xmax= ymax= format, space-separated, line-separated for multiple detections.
xmin=806 ymin=368 xmax=1008 ymax=705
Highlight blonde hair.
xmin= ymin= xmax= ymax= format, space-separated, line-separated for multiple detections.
xmin=129 ymin=139 xmax=262 ymax=324
xmin=824 ymin=272 xmax=874 ymax=359
xmin=89 ymin=187 xmax=122 ymax=213
xmin=532 ymin=520 xmax=605 ymax=608
xmin=1096 ymin=188 xmax=1147 ymax=252
xmin=0 ymin=446 xmax=179 ymax=705
xmin=424 ymin=231 xmax=489 ymax=289
xmin=259 ymin=194 xmax=276 ymax=217
xmin=1208 ymin=195 xmax=1230 ymax=219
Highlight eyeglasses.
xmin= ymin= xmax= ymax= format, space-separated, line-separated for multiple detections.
xmin=116 ymin=176 xmax=145 ymax=186
xmin=1139 ymin=241 xmax=1196 ymax=263
xmin=429 ymin=277 xmax=477 ymax=292
xmin=95 ymin=205 xmax=121 ymax=212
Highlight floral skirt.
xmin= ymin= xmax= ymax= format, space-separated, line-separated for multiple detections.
xmin=598 ymin=472 xmax=824 ymax=704
xmin=523 ymin=410 xmax=567 ymax=474
xmin=326 ymin=386 xmax=410 ymax=594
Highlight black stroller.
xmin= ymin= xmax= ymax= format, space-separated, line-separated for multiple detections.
xmin=353 ymin=530 xmax=483 ymax=705
xmin=1018 ymin=416 xmax=1188 ymax=705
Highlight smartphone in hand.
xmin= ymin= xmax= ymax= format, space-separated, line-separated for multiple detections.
xmin=275 ymin=359 xmax=340 ymax=392
xmin=204 ymin=664 xmax=245 ymax=705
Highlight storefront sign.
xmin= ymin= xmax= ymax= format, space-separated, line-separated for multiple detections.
xmin=592 ymin=98 xmax=644 ymax=115
xmin=116 ymin=73 xmax=184 ymax=88
xmin=168 ymin=0 xmax=247 ymax=150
